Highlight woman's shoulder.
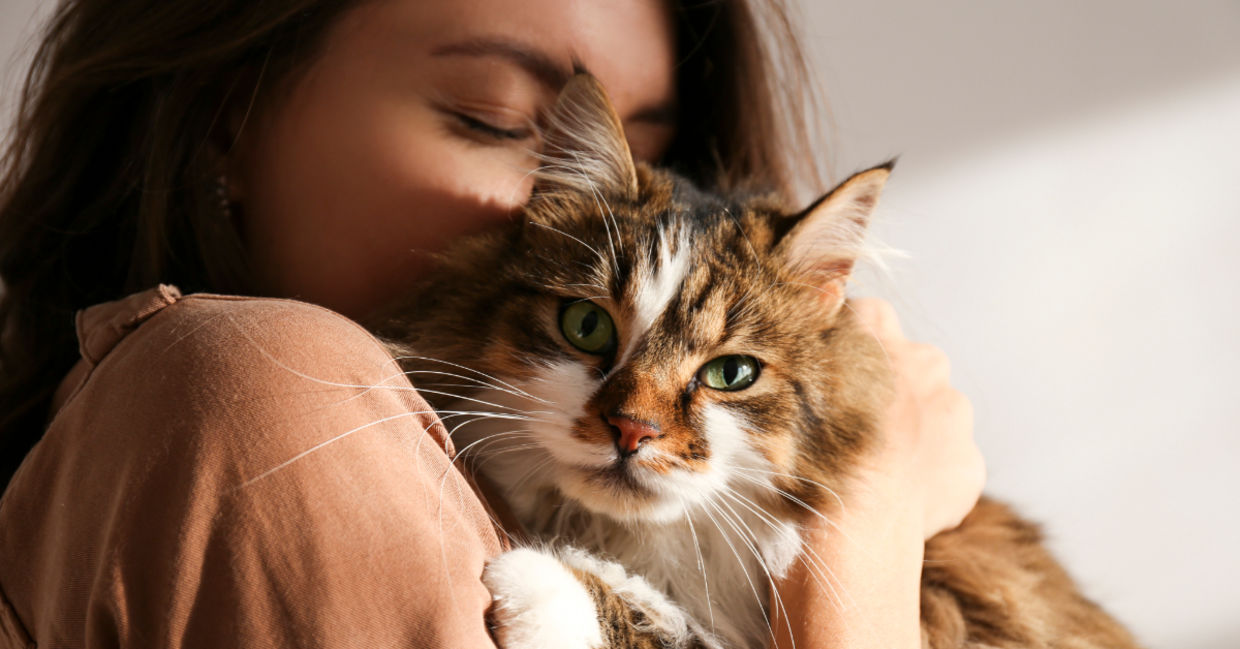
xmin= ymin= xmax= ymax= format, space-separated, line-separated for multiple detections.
xmin=1 ymin=290 xmax=498 ymax=649
xmin=53 ymin=285 xmax=441 ymax=458
xmin=74 ymin=285 xmax=396 ymax=388
xmin=88 ymin=286 xmax=386 ymax=363
xmin=27 ymin=285 xmax=456 ymax=507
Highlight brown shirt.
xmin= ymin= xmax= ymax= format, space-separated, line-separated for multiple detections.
xmin=0 ymin=287 xmax=506 ymax=648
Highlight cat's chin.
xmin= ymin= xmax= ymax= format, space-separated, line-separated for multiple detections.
xmin=557 ymin=465 xmax=687 ymax=524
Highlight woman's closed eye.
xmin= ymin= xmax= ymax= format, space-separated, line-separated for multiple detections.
xmin=443 ymin=103 xmax=536 ymax=144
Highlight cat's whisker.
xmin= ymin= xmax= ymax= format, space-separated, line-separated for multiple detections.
xmin=730 ymin=472 xmax=856 ymax=546
xmin=716 ymin=487 xmax=851 ymax=614
xmin=714 ymin=491 xmax=830 ymax=648
xmin=506 ymin=455 xmax=556 ymax=497
xmin=729 ymin=475 xmax=874 ymax=599
xmin=553 ymin=294 xmax=611 ymax=302
xmin=458 ymin=440 xmax=543 ymax=476
xmin=468 ymin=444 xmax=545 ymax=477
xmin=790 ymin=544 xmax=852 ymax=613
xmin=530 ymin=218 xmax=610 ymax=270
xmin=837 ymin=299 xmax=897 ymax=368
xmin=435 ymin=411 xmax=537 ymax=426
xmin=435 ymin=411 xmax=550 ymax=429
xmin=586 ymin=169 xmax=623 ymax=257
xmin=452 ymin=433 xmax=532 ymax=464
xmin=559 ymin=282 xmax=610 ymax=292
xmin=401 ymin=369 xmax=551 ymax=405
xmin=407 ymin=408 xmax=542 ymax=462
xmin=442 ymin=417 xmax=551 ymax=473
xmin=445 ymin=415 xmax=529 ymax=443
xmin=224 ymin=316 xmax=436 ymax=406
xmin=771 ymin=279 xmax=842 ymax=303
xmin=578 ymin=164 xmax=626 ymax=267
xmin=233 ymin=409 xmax=439 ymax=491
xmin=713 ymin=491 xmax=804 ymax=649
xmin=454 ymin=445 xmax=552 ymax=550
xmin=572 ymin=162 xmax=621 ymax=275
xmin=441 ymin=430 xmax=536 ymax=486
xmin=412 ymin=387 xmax=548 ymax=418
xmin=433 ymin=401 xmax=548 ymax=422
xmin=415 ymin=384 xmax=557 ymax=418
xmin=698 ymin=498 xmax=782 ymax=646
xmin=731 ymin=466 xmax=848 ymax=520
xmin=681 ymin=506 xmax=717 ymax=636
xmin=390 ymin=355 xmax=550 ymax=404
xmin=434 ymin=431 xmax=544 ymax=594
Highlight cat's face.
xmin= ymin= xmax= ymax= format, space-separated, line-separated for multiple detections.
xmin=379 ymin=76 xmax=892 ymax=523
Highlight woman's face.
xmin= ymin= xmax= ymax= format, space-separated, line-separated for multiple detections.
xmin=233 ymin=0 xmax=676 ymax=319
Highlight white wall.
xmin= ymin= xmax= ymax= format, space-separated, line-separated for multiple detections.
xmin=3 ymin=2 xmax=1238 ymax=648
xmin=0 ymin=0 xmax=50 ymax=154
xmin=801 ymin=2 xmax=1240 ymax=648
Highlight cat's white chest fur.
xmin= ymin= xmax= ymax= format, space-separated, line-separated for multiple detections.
xmin=449 ymin=387 xmax=806 ymax=648
xmin=516 ymin=486 xmax=804 ymax=649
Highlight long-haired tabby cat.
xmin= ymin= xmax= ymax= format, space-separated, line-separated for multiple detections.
xmin=371 ymin=75 xmax=1141 ymax=649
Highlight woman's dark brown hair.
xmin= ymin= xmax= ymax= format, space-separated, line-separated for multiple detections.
xmin=0 ymin=0 xmax=826 ymax=489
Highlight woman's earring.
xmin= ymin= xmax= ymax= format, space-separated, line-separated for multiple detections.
xmin=215 ymin=175 xmax=232 ymax=220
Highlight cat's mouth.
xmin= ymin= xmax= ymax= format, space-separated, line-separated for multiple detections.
xmin=561 ymin=464 xmax=683 ymax=522
xmin=589 ymin=460 xmax=649 ymax=492
xmin=553 ymin=419 xmax=691 ymax=521
xmin=546 ymin=449 xmax=679 ymax=521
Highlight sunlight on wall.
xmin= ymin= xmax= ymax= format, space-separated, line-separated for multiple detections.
xmin=856 ymin=64 xmax=1240 ymax=649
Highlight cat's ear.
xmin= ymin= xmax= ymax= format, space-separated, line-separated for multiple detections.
xmin=533 ymin=73 xmax=639 ymax=201
xmin=774 ymin=161 xmax=893 ymax=313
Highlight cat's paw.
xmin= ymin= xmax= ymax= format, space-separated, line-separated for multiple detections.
xmin=482 ymin=548 xmax=605 ymax=649
xmin=558 ymin=548 xmax=688 ymax=635
xmin=559 ymin=547 xmax=721 ymax=649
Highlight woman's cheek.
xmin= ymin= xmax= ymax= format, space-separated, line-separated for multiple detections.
xmin=323 ymin=134 xmax=537 ymax=317
xmin=239 ymin=93 xmax=540 ymax=319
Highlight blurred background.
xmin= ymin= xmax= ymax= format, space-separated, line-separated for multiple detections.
xmin=799 ymin=3 xmax=1239 ymax=649
xmin=3 ymin=1 xmax=1237 ymax=648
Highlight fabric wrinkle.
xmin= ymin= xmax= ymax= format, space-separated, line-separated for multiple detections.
xmin=0 ymin=286 xmax=505 ymax=649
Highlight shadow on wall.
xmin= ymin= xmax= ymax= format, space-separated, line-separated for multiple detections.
xmin=1185 ymin=624 xmax=1240 ymax=649
xmin=800 ymin=0 xmax=1240 ymax=169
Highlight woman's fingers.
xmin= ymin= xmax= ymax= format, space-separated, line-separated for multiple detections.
xmin=848 ymin=297 xmax=985 ymax=540
xmin=850 ymin=296 xmax=904 ymax=341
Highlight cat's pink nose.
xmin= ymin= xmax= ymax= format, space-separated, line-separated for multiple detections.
xmin=607 ymin=415 xmax=660 ymax=455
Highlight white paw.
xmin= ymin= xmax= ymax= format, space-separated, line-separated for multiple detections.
xmin=558 ymin=547 xmax=693 ymax=644
xmin=482 ymin=548 xmax=605 ymax=649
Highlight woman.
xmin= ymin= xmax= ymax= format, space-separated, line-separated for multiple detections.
xmin=0 ymin=0 xmax=983 ymax=647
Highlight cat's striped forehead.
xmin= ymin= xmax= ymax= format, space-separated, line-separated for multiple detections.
xmin=524 ymin=170 xmax=791 ymax=361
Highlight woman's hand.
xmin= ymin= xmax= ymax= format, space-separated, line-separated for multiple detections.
xmin=849 ymin=297 xmax=985 ymax=540
xmin=769 ymin=297 xmax=984 ymax=649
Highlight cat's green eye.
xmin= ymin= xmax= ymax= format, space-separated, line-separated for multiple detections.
xmin=560 ymin=301 xmax=616 ymax=354
xmin=698 ymin=355 xmax=760 ymax=391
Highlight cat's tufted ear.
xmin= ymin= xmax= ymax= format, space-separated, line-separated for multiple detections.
xmin=774 ymin=161 xmax=893 ymax=313
xmin=532 ymin=73 xmax=640 ymax=202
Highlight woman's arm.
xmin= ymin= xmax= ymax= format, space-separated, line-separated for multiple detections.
xmin=770 ymin=298 xmax=985 ymax=649
xmin=0 ymin=292 xmax=505 ymax=648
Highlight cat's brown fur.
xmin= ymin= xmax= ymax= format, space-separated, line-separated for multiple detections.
xmin=922 ymin=499 xmax=1140 ymax=648
xmin=372 ymin=75 xmax=1141 ymax=649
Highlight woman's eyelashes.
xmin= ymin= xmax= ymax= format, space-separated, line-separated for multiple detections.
xmin=449 ymin=109 xmax=534 ymax=144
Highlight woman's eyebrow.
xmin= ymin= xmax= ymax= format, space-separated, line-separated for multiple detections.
xmin=431 ymin=37 xmax=572 ymax=90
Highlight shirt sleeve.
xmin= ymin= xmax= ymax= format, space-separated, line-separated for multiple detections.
xmin=0 ymin=294 xmax=504 ymax=649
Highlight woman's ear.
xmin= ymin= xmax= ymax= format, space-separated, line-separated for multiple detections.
xmin=773 ymin=161 xmax=894 ymax=314
xmin=210 ymin=76 xmax=263 ymax=207
xmin=531 ymin=73 xmax=639 ymax=203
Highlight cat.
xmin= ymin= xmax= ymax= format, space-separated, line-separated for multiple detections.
xmin=371 ymin=75 xmax=1142 ymax=649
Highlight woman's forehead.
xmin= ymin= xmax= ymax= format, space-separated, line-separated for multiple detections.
xmin=344 ymin=0 xmax=677 ymax=124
